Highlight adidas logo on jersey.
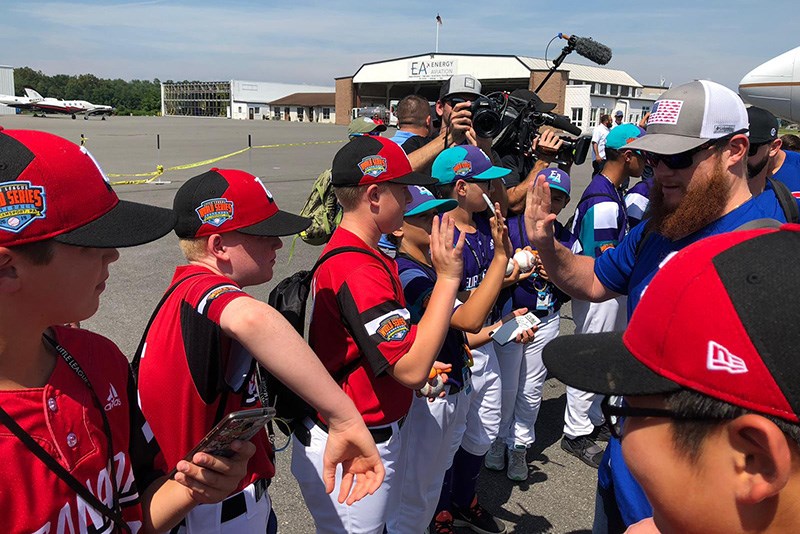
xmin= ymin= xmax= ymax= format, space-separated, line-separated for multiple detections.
xmin=706 ymin=341 xmax=748 ymax=374
xmin=104 ymin=384 xmax=122 ymax=411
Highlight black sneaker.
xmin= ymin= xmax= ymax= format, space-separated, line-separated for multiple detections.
xmin=429 ymin=510 xmax=456 ymax=534
xmin=592 ymin=423 xmax=612 ymax=443
xmin=452 ymin=496 xmax=506 ymax=534
xmin=561 ymin=435 xmax=604 ymax=469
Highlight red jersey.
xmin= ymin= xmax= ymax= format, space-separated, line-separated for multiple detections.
xmin=0 ymin=326 xmax=163 ymax=534
xmin=309 ymin=227 xmax=417 ymax=425
xmin=136 ymin=265 xmax=275 ymax=493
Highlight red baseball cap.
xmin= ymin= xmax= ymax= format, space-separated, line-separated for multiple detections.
xmin=173 ymin=168 xmax=311 ymax=238
xmin=0 ymin=128 xmax=175 ymax=248
xmin=543 ymin=224 xmax=800 ymax=423
xmin=331 ymin=136 xmax=436 ymax=187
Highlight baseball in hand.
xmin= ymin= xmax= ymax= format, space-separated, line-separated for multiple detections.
xmin=513 ymin=250 xmax=535 ymax=272
xmin=505 ymin=258 xmax=515 ymax=276
xmin=419 ymin=374 xmax=446 ymax=397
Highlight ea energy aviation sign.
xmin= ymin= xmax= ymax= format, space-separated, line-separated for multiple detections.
xmin=407 ymin=59 xmax=458 ymax=80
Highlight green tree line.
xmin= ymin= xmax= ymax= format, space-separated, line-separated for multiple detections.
xmin=13 ymin=67 xmax=169 ymax=115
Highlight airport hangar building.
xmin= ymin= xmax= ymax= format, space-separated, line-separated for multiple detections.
xmin=335 ymin=52 xmax=666 ymax=132
xmin=160 ymin=80 xmax=335 ymax=121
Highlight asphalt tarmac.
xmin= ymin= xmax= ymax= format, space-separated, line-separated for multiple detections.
xmin=2 ymin=114 xmax=603 ymax=533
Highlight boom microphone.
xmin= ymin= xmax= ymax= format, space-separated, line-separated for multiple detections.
xmin=558 ymin=33 xmax=612 ymax=65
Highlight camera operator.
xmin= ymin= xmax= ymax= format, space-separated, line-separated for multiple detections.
xmin=404 ymin=75 xmax=497 ymax=176
xmin=502 ymin=129 xmax=569 ymax=214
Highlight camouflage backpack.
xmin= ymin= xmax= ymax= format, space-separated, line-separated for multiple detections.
xmin=298 ymin=168 xmax=342 ymax=245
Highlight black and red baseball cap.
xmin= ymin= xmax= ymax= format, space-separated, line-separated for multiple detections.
xmin=0 ymin=128 xmax=175 ymax=248
xmin=543 ymin=224 xmax=800 ymax=423
xmin=173 ymin=168 xmax=310 ymax=238
xmin=331 ymin=136 xmax=436 ymax=187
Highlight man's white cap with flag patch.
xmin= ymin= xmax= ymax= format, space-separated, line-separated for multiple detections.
xmin=626 ymin=80 xmax=748 ymax=155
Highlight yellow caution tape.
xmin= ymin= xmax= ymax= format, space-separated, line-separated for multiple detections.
xmin=109 ymin=140 xmax=345 ymax=186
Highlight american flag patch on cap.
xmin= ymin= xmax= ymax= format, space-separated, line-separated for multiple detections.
xmin=648 ymin=99 xmax=683 ymax=125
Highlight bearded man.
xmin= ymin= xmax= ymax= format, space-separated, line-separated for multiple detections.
xmin=524 ymin=80 xmax=792 ymax=532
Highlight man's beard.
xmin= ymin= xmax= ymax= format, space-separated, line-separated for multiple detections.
xmin=647 ymin=159 xmax=730 ymax=240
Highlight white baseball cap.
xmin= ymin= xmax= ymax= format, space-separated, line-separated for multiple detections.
xmin=626 ymin=80 xmax=748 ymax=155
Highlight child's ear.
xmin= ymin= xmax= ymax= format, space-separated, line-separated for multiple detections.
xmin=456 ymin=179 xmax=468 ymax=197
xmin=391 ymin=227 xmax=404 ymax=238
xmin=0 ymin=250 xmax=21 ymax=294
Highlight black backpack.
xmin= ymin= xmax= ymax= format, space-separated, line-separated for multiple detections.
xmin=266 ymin=246 xmax=399 ymax=434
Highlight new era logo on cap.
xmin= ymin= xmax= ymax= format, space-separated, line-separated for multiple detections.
xmin=707 ymin=341 xmax=748 ymax=374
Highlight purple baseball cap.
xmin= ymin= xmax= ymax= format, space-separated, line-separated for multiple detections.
xmin=535 ymin=168 xmax=571 ymax=197
xmin=405 ymin=185 xmax=458 ymax=216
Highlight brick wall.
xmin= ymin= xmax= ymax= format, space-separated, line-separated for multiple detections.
xmin=335 ymin=77 xmax=355 ymax=125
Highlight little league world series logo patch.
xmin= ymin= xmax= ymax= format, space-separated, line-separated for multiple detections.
xmin=377 ymin=314 xmax=410 ymax=341
xmin=358 ymin=155 xmax=388 ymax=178
xmin=366 ymin=308 xmax=411 ymax=342
xmin=453 ymin=160 xmax=473 ymax=177
xmin=196 ymin=198 xmax=234 ymax=227
xmin=0 ymin=181 xmax=46 ymax=233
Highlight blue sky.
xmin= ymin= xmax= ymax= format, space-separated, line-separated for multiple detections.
xmin=1 ymin=1 xmax=796 ymax=91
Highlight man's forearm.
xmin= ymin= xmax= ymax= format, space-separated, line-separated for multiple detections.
xmin=407 ymin=131 xmax=447 ymax=171
xmin=538 ymin=240 xmax=617 ymax=302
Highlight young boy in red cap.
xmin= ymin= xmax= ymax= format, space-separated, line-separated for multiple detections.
xmin=544 ymin=224 xmax=800 ymax=534
xmin=136 ymin=167 xmax=385 ymax=534
xmin=292 ymin=136 xmax=465 ymax=533
xmin=0 ymin=129 xmax=255 ymax=534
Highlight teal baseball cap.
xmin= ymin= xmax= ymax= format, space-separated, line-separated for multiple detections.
xmin=432 ymin=145 xmax=511 ymax=184
xmin=606 ymin=123 xmax=646 ymax=150
xmin=405 ymin=185 xmax=458 ymax=216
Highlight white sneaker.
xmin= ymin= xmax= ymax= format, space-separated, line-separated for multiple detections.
xmin=507 ymin=445 xmax=528 ymax=481
xmin=484 ymin=439 xmax=506 ymax=470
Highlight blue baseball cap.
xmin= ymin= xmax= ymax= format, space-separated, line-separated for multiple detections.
xmin=606 ymin=123 xmax=646 ymax=150
xmin=432 ymin=145 xmax=511 ymax=184
xmin=535 ymin=168 xmax=571 ymax=197
xmin=405 ymin=185 xmax=458 ymax=216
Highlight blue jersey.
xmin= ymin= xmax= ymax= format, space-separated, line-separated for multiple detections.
xmin=395 ymin=255 xmax=471 ymax=389
xmin=595 ymin=193 xmax=791 ymax=530
xmin=594 ymin=196 xmax=786 ymax=318
xmin=773 ymin=149 xmax=800 ymax=197
xmin=453 ymin=213 xmax=494 ymax=291
xmin=505 ymin=212 xmax=572 ymax=315
xmin=570 ymin=175 xmax=628 ymax=258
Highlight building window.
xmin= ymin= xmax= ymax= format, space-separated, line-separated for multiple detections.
xmin=323 ymin=108 xmax=331 ymax=120
xmin=296 ymin=107 xmax=304 ymax=121
xmin=238 ymin=106 xmax=242 ymax=113
xmin=571 ymin=107 xmax=584 ymax=128
xmin=590 ymin=108 xmax=599 ymax=127
xmin=253 ymin=107 xmax=260 ymax=114
xmin=610 ymin=84 xmax=619 ymax=96
xmin=599 ymin=84 xmax=608 ymax=95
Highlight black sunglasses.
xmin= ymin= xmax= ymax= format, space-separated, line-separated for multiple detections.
xmin=748 ymin=141 xmax=770 ymax=157
xmin=643 ymin=131 xmax=745 ymax=171
xmin=600 ymin=397 xmax=736 ymax=440
xmin=445 ymin=97 xmax=470 ymax=106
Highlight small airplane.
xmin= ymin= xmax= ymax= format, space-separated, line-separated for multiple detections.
xmin=0 ymin=88 xmax=114 ymax=119
xmin=739 ymin=46 xmax=800 ymax=124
